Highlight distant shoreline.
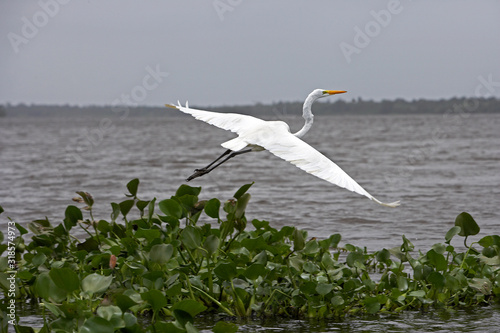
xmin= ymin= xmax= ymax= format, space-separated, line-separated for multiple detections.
xmin=1 ymin=97 xmax=499 ymax=117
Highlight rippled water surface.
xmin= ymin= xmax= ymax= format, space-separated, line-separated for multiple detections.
xmin=1 ymin=112 xmax=499 ymax=331
xmin=195 ymin=305 xmax=500 ymax=333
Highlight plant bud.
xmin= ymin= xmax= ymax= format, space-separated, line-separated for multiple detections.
xmin=109 ymin=255 xmax=117 ymax=269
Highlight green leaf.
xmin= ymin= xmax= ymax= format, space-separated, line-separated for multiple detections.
xmin=185 ymin=321 xmax=199 ymax=333
xmin=431 ymin=243 xmax=446 ymax=254
xmin=376 ymin=248 xmax=391 ymax=264
xmin=426 ymin=249 xmax=447 ymax=271
xmin=235 ymin=193 xmax=251 ymax=219
xmin=141 ymin=289 xmax=168 ymax=312
xmin=180 ymin=226 xmax=202 ymax=250
xmin=136 ymin=200 xmax=149 ymax=213
xmin=15 ymin=222 xmax=28 ymax=235
xmin=80 ymin=316 xmax=114 ymax=333
xmin=413 ymin=263 xmax=424 ymax=280
xmin=445 ymin=226 xmax=461 ymax=243
xmin=455 ymin=212 xmax=480 ymax=237
xmin=176 ymin=184 xmax=201 ymax=197
xmin=203 ymin=234 xmax=219 ymax=256
xmin=303 ymin=262 xmax=320 ymax=274
xmin=114 ymin=294 xmax=138 ymax=313
xmin=252 ymin=219 xmax=269 ymax=230
xmin=289 ymin=257 xmax=304 ymax=272
xmin=478 ymin=235 xmax=495 ymax=247
xmin=82 ymin=273 xmax=113 ymax=295
xmin=49 ymin=267 xmax=80 ymax=293
xmin=233 ymin=182 xmax=254 ymax=199
xmin=331 ymin=295 xmax=344 ymax=306
xmin=135 ymin=228 xmax=161 ymax=242
xmin=173 ymin=309 xmax=193 ymax=328
xmin=110 ymin=202 xmax=120 ymax=222
xmin=41 ymin=302 xmax=64 ymax=317
xmin=427 ymin=271 xmax=445 ymax=288
xmin=123 ymin=312 xmax=137 ymax=328
xmin=161 ymin=216 xmax=180 ymax=229
xmin=119 ymin=200 xmax=135 ymax=217
xmin=155 ymin=322 xmax=185 ymax=333
xmin=166 ymin=282 xmax=182 ymax=297
xmin=96 ymin=305 xmax=122 ymax=321
xmin=364 ymin=296 xmax=380 ymax=314
xmin=34 ymin=272 xmax=67 ymax=302
xmin=318 ymin=233 xmax=342 ymax=250
xmin=444 ymin=274 xmax=460 ymax=291
xmin=204 ymin=198 xmax=221 ymax=219
xmin=159 ymin=198 xmax=183 ymax=219
xmin=126 ymin=178 xmax=140 ymax=197
xmin=214 ymin=262 xmax=237 ymax=281
xmin=243 ymin=263 xmax=266 ymax=280
xmin=147 ymin=198 xmax=156 ymax=223
xmin=213 ymin=321 xmax=238 ymax=333
xmin=77 ymin=238 xmax=99 ymax=252
xmin=299 ymin=281 xmax=317 ymax=294
xmin=252 ymin=250 xmax=268 ymax=266
xmin=329 ymin=233 xmax=341 ymax=248
xmin=316 ymin=283 xmax=333 ymax=296
xmin=149 ymin=244 xmax=174 ymax=264
xmin=397 ymin=276 xmax=408 ymax=292
xmin=346 ymin=252 xmax=364 ymax=268
xmin=303 ymin=239 xmax=319 ymax=255
xmin=469 ymin=278 xmax=492 ymax=294
xmin=31 ymin=253 xmax=46 ymax=267
xmin=407 ymin=290 xmax=426 ymax=297
xmin=293 ymin=228 xmax=305 ymax=251
xmin=76 ymin=191 xmax=94 ymax=207
xmin=172 ymin=299 xmax=207 ymax=317
xmin=401 ymin=235 xmax=414 ymax=252
xmin=63 ymin=205 xmax=82 ymax=231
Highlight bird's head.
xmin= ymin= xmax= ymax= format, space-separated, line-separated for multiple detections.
xmin=317 ymin=89 xmax=347 ymax=99
xmin=307 ymin=89 xmax=347 ymax=103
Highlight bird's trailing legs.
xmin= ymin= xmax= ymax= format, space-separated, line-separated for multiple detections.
xmin=186 ymin=148 xmax=252 ymax=181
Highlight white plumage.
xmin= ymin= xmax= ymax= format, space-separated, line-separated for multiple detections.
xmin=166 ymin=89 xmax=400 ymax=208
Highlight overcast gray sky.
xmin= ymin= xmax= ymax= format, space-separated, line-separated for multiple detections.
xmin=1 ymin=1 xmax=499 ymax=106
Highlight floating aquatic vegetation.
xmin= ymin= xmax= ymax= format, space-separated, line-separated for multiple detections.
xmin=0 ymin=179 xmax=498 ymax=332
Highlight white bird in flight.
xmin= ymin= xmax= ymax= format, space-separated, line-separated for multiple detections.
xmin=166 ymin=89 xmax=400 ymax=208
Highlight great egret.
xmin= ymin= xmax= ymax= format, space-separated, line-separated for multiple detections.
xmin=166 ymin=89 xmax=400 ymax=208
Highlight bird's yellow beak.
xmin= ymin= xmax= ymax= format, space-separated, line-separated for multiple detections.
xmin=324 ymin=90 xmax=347 ymax=95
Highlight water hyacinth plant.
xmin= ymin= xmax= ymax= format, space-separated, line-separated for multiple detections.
xmin=0 ymin=179 xmax=499 ymax=332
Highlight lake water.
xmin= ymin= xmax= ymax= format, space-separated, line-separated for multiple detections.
xmin=1 ymin=111 xmax=500 ymax=331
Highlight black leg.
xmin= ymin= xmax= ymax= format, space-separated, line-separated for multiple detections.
xmin=186 ymin=148 xmax=252 ymax=181
xmin=194 ymin=149 xmax=231 ymax=172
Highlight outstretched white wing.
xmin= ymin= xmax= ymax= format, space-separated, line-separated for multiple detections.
xmin=166 ymin=101 xmax=266 ymax=136
xmin=167 ymin=102 xmax=400 ymax=208
xmin=245 ymin=123 xmax=400 ymax=207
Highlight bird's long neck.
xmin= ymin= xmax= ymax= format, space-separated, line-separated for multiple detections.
xmin=293 ymin=93 xmax=316 ymax=138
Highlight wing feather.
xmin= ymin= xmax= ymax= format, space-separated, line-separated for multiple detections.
xmin=245 ymin=125 xmax=400 ymax=207
xmin=167 ymin=102 xmax=266 ymax=136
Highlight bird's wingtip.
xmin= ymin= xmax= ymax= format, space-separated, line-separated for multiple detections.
xmin=382 ymin=200 xmax=401 ymax=208
xmin=372 ymin=198 xmax=401 ymax=208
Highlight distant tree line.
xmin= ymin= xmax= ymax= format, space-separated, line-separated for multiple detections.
xmin=1 ymin=97 xmax=499 ymax=118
